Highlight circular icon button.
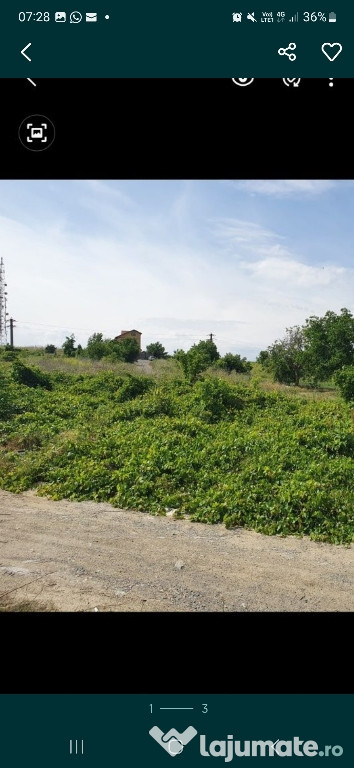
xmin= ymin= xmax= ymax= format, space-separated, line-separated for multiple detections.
xmin=18 ymin=114 xmax=55 ymax=151
xmin=232 ymin=78 xmax=255 ymax=87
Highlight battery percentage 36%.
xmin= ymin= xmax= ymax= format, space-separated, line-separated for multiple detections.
xmin=303 ymin=11 xmax=327 ymax=21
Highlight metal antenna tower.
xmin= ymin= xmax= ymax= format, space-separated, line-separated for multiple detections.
xmin=0 ymin=257 xmax=9 ymax=346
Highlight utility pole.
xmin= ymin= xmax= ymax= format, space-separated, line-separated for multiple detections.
xmin=0 ymin=257 xmax=9 ymax=346
xmin=208 ymin=333 xmax=215 ymax=342
xmin=9 ymin=318 xmax=16 ymax=348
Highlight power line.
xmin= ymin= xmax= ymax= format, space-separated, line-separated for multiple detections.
xmin=17 ymin=320 xmax=109 ymax=333
xmin=15 ymin=320 xmax=220 ymax=340
xmin=15 ymin=320 xmax=245 ymax=350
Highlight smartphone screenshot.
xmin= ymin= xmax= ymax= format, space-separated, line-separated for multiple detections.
xmin=0 ymin=0 xmax=352 ymax=745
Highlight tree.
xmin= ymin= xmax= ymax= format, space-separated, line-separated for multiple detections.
xmin=115 ymin=337 xmax=140 ymax=363
xmin=83 ymin=334 xmax=140 ymax=363
xmin=302 ymin=308 xmax=354 ymax=383
xmin=266 ymin=326 xmax=305 ymax=386
xmin=45 ymin=344 xmax=57 ymax=354
xmin=62 ymin=334 xmax=76 ymax=358
xmin=174 ymin=348 xmax=203 ymax=381
xmin=217 ymin=353 xmax=252 ymax=373
xmin=146 ymin=341 xmax=168 ymax=359
xmin=174 ymin=339 xmax=220 ymax=382
xmin=86 ymin=332 xmax=106 ymax=360
xmin=193 ymin=339 xmax=220 ymax=365
xmin=76 ymin=344 xmax=83 ymax=356
xmin=256 ymin=349 xmax=270 ymax=367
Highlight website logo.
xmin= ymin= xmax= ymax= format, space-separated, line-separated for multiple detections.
xmin=149 ymin=726 xmax=198 ymax=756
xmin=149 ymin=728 xmax=344 ymax=761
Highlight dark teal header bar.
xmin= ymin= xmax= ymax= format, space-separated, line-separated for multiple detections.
xmin=0 ymin=2 xmax=353 ymax=77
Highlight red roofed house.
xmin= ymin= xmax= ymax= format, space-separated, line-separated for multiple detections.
xmin=114 ymin=329 xmax=142 ymax=351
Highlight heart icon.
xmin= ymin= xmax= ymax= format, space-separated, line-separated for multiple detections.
xmin=321 ymin=42 xmax=342 ymax=61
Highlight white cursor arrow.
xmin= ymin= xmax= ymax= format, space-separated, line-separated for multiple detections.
xmin=21 ymin=43 xmax=32 ymax=61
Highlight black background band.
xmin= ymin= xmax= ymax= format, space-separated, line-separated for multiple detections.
xmin=1 ymin=78 xmax=352 ymax=179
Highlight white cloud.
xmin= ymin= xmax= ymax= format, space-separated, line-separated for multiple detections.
xmin=241 ymin=256 xmax=346 ymax=287
xmin=236 ymin=180 xmax=336 ymax=197
xmin=213 ymin=218 xmax=282 ymax=244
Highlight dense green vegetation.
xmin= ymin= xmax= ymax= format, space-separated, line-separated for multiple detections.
xmin=35 ymin=329 xmax=254 ymax=374
xmin=0 ymin=354 xmax=353 ymax=544
xmin=63 ymin=332 xmax=141 ymax=363
xmin=216 ymin=353 xmax=252 ymax=374
xmin=174 ymin=339 xmax=221 ymax=382
xmin=333 ymin=366 xmax=354 ymax=404
xmin=146 ymin=341 xmax=168 ymax=359
xmin=258 ymin=308 xmax=354 ymax=389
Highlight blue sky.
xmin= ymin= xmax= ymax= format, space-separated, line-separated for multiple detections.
xmin=0 ymin=179 xmax=353 ymax=358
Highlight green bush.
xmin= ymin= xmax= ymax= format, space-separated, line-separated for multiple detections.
xmin=0 ymin=372 xmax=13 ymax=419
xmin=192 ymin=377 xmax=244 ymax=422
xmin=114 ymin=374 xmax=154 ymax=402
xmin=174 ymin=340 xmax=220 ymax=382
xmin=0 ymin=346 xmax=21 ymax=362
xmin=1 ymin=351 xmax=18 ymax=362
xmin=333 ymin=366 xmax=354 ymax=403
xmin=217 ymin=353 xmax=252 ymax=374
xmin=11 ymin=361 xmax=52 ymax=390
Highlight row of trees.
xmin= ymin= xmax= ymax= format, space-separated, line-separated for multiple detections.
xmin=44 ymin=333 xmax=251 ymax=374
xmin=53 ymin=333 xmax=252 ymax=380
xmin=57 ymin=334 xmax=169 ymax=363
xmin=174 ymin=339 xmax=251 ymax=381
xmin=257 ymin=308 xmax=354 ymax=387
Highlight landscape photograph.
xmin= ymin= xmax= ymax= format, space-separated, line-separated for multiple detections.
xmin=0 ymin=179 xmax=353 ymax=612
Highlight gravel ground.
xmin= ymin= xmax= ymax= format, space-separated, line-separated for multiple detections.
xmin=0 ymin=489 xmax=353 ymax=612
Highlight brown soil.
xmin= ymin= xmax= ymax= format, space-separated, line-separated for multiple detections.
xmin=0 ymin=489 xmax=353 ymax=612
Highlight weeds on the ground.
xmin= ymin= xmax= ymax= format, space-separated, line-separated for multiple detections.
xmin=0 ymin=357 xmax=353 ymax=544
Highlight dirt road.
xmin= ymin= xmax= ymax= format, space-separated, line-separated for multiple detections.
xmin=0 ymin=489 xmax=353 ymax=611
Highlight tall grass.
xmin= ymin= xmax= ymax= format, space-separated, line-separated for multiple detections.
xmin=0 ymin=349 xmax=341 ymax=399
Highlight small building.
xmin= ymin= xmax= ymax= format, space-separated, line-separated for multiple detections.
xmin=114 ymin=329 xmax=142 ymax=351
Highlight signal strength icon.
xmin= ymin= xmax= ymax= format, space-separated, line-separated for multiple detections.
xmin=289 ymin=12 xmax=299 ymax=21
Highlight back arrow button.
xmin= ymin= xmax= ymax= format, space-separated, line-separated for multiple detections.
xmin=21 ymin=43 xmax=32 ymax=61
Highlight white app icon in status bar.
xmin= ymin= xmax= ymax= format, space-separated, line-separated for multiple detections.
xmin=70 ymin=11 xmax=82 ymax=22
